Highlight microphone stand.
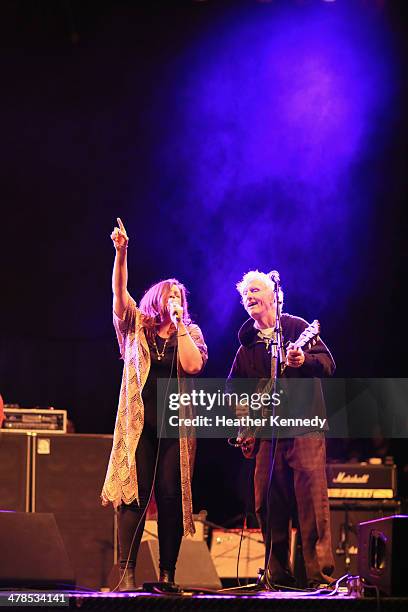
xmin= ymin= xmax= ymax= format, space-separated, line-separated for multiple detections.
xmin=262 ymin=275 xmax=286 ymax=417
xmin=274 ymin=275 xmax=286 ymax=376
xmin=263 ymin=275 xmax=286 ymax=590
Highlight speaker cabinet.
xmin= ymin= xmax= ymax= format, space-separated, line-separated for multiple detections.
xmin=0 ymin=432 xmax=31 ymax=511
xmin=330 ymin=500 xmax=401 ymax=579
xmin=33 ymin=434 xmax=115 ymax=590
xmin=358 ymin=515 xmax=408 ymax=596
xmin=0 ymin=512 xmax=75 ymax=588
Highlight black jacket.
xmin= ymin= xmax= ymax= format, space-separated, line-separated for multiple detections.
xmin=228 ymin=314 xmax=335 ymax=434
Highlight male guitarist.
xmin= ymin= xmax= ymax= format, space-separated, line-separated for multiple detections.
xmin=228 ymin=270 xmax=335 ymax=590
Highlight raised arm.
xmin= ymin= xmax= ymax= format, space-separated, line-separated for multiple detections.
xmin=111 ymin=217 xmax=129 ymax=319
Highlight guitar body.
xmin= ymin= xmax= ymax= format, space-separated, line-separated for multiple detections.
xmin=241 ymin=434 xmax=260 ymax=459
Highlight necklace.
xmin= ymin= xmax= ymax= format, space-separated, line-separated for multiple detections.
xmin=152 ymin=335 xmax=169 ymax=361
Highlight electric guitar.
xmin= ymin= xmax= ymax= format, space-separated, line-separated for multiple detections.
xmin=238 ymin=320 xmax=321 ymax=459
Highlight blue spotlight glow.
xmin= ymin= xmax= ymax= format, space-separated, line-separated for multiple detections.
xmin=153 ymin=2 xmax=396 ymax=327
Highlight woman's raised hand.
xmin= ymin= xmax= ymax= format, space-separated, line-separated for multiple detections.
xmin=111 ymin=217 xmax=129 ymax=251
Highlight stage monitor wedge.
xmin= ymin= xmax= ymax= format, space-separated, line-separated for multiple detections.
xmin=330 ymin=499 xmax=400 ymax=578
xmin=0 ymin=511 xmax=75 ymax=589
xmin=358 ymin=514 xmax=408 ymax=596
xmin=136 ymin=540 xmax=221 ymax=590
xmin=110 ymin=540 xmax=222 ymax=591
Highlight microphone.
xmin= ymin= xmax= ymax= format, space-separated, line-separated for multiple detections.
xmin=168 ymin=298 xmax=181 ymax=323
xmin=268 ymin=270 xmax=280 ymax=284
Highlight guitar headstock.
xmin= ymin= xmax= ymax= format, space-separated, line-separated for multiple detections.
xmin=291 ymin=319 xmax=320 ymax=351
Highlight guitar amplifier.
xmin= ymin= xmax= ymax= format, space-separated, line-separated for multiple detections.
xmin=2 ymin=408 xmax=67 ymax=434
xmin=210 ymin=529 xmax=265 ymax=578
xmin=326 ymin=463 xmax=397 ymax=499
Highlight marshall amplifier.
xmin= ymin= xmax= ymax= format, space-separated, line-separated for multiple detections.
xmin=326 ymin=463 xmax=396 ymax=499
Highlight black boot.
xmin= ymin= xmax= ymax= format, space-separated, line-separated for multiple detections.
xmin=159 ymin=569 xmax=181 ymax=593
xmin=119 ymin=567 xmax=137 ymax=591
xmin=159 ymin=569 xmax=175 ymax=583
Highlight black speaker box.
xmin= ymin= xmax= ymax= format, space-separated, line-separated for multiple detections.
xmin=330 ymin=500 xmax=401 ymax=579
xmin=109 ymin=540 xmax=221 ymax=590
xmin=0 ymin=433 xmax=31 ymax=511
xmin=0 ymin=512 xmax=75 ymax=588
xmin=358 ymin=515 xmax=408 ymax=596
xmin=33 ymin=434 xmax=115 ymax=590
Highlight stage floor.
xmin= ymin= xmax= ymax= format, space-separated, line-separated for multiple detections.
xmin=2 ymin=589 xmax=407 ymax=611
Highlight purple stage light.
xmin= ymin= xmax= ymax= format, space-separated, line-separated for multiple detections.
xmin=154 ymin=1 xmax=397 ymax=325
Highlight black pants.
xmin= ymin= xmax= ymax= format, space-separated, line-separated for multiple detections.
xmin=118 ymin=424 xmax=183 ymax=572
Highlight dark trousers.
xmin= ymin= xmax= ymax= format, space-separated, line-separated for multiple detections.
xmin=255 ymin=436 xmax=334 ymax=584
xmin=118 ymin=425 xmax=183 ymax=573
